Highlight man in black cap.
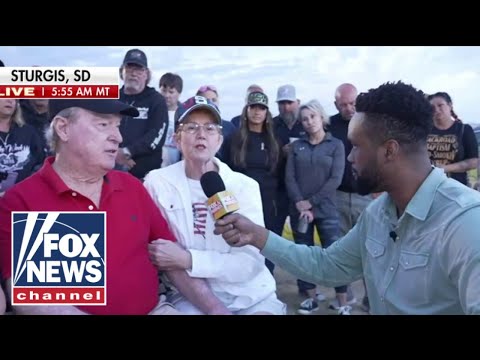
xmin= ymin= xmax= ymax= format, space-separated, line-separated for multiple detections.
xmin=117 ymin=48 xmax=169 ymax=180
xmin=0 ymin=98 xmax=232 ymax=315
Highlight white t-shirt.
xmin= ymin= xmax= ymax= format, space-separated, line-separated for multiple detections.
xmin=161 ymin=110 xmax=181 ymax=167
xmin=164 ymin=110 xmax=176 ymax=148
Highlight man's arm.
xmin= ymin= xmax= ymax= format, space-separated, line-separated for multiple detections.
xmin=0 ymin=189 xmax=88 ymax=315
xmin=128 ymin=95 xmax=169 ymax=158
xmin=165 ymin=270 xmax=231 ymax=315
xmin=284 ymin=143 xmax=303 ymax=203
xmin=214 ymin=212 xmax=365 ymax=288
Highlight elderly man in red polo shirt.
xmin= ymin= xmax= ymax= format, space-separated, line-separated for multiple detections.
xmin=0 ymin=99 xmax=231 ymax=315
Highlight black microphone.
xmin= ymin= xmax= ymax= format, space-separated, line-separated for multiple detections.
xmin=200 ymin=171 xmax=239 ymax=220
xmin=389 ymin=231 xmax=397 ymax=242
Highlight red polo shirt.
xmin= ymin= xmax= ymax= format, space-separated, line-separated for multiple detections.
xmin=0 ymin=157 xmax=175 ymax=315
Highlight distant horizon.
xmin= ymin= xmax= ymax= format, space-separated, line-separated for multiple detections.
xmin=1 ymin=46 xmax=479 ymax=124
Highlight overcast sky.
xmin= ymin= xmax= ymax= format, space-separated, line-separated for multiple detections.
xmin=1 ymin=46 xmax=478 ymax=125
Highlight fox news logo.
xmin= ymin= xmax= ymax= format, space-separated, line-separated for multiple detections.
xmin=11 ymin=212 xmax=106 ymax=306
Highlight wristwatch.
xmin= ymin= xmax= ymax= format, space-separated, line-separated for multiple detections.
xmin=122 ymin=147 xmax=132 ymax=160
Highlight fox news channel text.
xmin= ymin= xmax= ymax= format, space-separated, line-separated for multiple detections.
xmin=0 ymin=67 xmax=120 ymax=99
xmin=11 ymin=212 xmax=107 ymax=306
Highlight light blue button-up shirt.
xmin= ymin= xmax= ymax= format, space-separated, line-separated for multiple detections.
xmin=262 ymin=168 xmax=480 ymax=314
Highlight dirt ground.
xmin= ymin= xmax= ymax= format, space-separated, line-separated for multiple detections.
xmin=273 ymin=265 xmax=369 ymax=315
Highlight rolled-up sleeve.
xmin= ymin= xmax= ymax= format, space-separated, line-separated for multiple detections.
xmin=442 ymin=206 xmax=480 ymax=314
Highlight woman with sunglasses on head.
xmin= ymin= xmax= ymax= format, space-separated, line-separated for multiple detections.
xmin=427 ymin=92 xmax=478 ymax=186
xmin=144 ymin=96 xmax=286 ymax=315
xmin=223 ymin=91 xmax=286 ymax=275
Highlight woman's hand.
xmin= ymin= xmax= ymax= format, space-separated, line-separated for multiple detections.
xmin=300 ymin=209 xmax=314 ymax=223
xmin=296 ymin=200 xmax=312 ymax=212
xmin=148 ymin=239 xmax=192 ymax=271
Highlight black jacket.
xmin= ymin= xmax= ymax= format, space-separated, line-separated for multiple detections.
xmin=328 ymin=113 xmax=356 ymax=193
xmin=19 ymin=100 xmax=50 ymax=155
xmin=119 ymin=86 xmax=169 ymax=179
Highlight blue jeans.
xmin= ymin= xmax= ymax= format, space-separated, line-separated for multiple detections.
xmin=290 ymin=214 xmax=347 ymax=294
xmin=335 ymin=191 xmax=373 ymax=237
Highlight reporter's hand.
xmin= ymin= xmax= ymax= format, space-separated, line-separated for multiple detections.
xmin=214 ymin=213 xmax=269 ymax=249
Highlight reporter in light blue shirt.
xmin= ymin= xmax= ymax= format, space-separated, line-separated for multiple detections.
xmin=213 ymin=81 xmax=480 ymax=315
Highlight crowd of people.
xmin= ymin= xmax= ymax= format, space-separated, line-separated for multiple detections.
xmin=0 ymin=48 xmax=479 ymax=315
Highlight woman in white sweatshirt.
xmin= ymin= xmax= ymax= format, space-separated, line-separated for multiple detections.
xmin=144 ymin=96 xmax=286 ymax=315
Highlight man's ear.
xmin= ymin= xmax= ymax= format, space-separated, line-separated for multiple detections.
xmin=53 ymin=116 xmax=70 ymax=142
xmin=384 ymin=139 xmax=400 ymax=160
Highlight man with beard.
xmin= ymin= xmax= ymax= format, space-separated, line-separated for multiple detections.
xmin=117 ymin=49 xmax=169 ymax=180
xmin=273 ymin=84 xmax=304 ymax=146
xmin=213 ymin=81 xmax=480 ymax=315
xmin=266 ymin=85 xmax=304 ymax=274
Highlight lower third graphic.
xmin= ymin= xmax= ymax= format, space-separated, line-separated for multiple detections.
xmin=11 ymin=212 xmax=106 ymax=306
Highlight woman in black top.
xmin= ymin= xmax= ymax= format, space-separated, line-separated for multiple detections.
xmin=427 ymin=92 xmax=478 ymax=186
xmin=223 ymin=91 xmax=284 ymax=274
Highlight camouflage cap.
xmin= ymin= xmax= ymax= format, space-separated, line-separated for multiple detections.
xmin=247 ymin=91 xmax=269 ymax=108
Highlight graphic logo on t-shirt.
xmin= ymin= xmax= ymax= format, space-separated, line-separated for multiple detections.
xmin=11 ymin=212 xmax=106 ymax=306
xmin=192 ymin=202 xmax=207 ymax=238
xmin=0 ymin=143 xmax=31 ymax=173
xmin=427 ymin=134 xmax=459 ymax=167
xmin=135 ymin=107 xmax=149 ymax=120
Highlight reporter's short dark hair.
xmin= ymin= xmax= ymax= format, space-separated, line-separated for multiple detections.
xmin=355 ymin=81 xmax=433 ymax=151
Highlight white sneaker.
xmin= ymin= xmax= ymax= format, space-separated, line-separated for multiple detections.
xmin=338 ymin=305 xmax=352 ymax=315
xmin=328 ymin=297 xmax=357 ymax=310
xmin=315 ymin=291 xmax=326 ymax=302
xmin=297 ymin=298 xmax=319 ymax=315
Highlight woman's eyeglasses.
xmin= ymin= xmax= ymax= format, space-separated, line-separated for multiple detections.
xmin=179 ymin=122 xmax=222 ymax=135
